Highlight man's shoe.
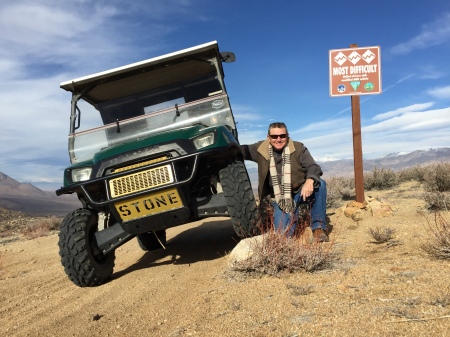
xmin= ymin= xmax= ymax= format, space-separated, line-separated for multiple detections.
xmin=313 ymin=228 xmax=329 ymax=243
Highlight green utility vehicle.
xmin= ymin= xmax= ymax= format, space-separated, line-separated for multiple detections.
xmin=57 ymin=41 xmax=260 ymax=287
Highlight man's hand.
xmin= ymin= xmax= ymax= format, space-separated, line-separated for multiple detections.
xmin=300 ymin=178 xmax=315 ymax=201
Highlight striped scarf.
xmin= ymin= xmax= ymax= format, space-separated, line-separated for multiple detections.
xmin=269 ymin=144 xmax=294 ymax=213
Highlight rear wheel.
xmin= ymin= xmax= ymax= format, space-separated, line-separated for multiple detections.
xmin=58 ymin=208 xmax=115 ymax=287
xmin=137 ymin=230 xmax=166 ymax=251
xmin=219 ymin=160 xmax=261 ymax=238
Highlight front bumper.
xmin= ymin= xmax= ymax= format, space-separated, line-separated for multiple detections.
xmin=56 ymin=145 xmax=239 ymax=233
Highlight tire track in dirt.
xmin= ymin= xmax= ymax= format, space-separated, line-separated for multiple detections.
xmin=1 ymin=188 xmax=450 ymax=337
xmin=1 ymin=218 xmax=239 ymax=336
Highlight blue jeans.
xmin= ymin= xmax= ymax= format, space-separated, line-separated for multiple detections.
xmin=272 ymin=179 xmax=327 ymax=237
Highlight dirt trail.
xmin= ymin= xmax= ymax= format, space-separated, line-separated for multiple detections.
xmin=1 ymin=181 xmax=450 ymax=336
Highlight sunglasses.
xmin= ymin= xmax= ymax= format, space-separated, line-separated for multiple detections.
xmin=268 ymin=134 xmax=287 ymax=139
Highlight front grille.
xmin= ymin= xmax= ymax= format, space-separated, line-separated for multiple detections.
xmin=109 ymin=164 xmax=174 ymax=198
xmin=112 ymin=155 xmax=169 ymax=173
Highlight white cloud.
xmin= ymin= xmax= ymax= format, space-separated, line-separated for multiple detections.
xmin=418 ymin=65 xmax=447 ymax=80
xmin=372 ymin=102 xmax=435 ymax=121
xmin=0 ymin=74 xmax=72 ymax=177
xmin=291 ymin=117 xmax=349 ymax=134
xmin=234 ymin=113 xmax=263 ymax=121
xmin=391 ymin=12 xmax=450 ymax=54
xmin=365 ymin=107 xmax=450 ymax=133
xmin=360 ymin=126 xmax=450 ymax=159
xmin=299 ymin=106 xmax=450 ymax=161
xmin=427 ymin=85 xmax=450 ymax=99
xmin=0 ymin=1 xmax=200 ymax=80
xmin=0 ymin=3 xmax=119 ymax=58
xmin=0 ymin=1 xmax=449 ymax=186
xmin=241 ymin=104 xmax=450 ymax=162
xmin=0 ymin=4 xmax=101 ymax=40
xmin=0 ymin=0 xmax=205 ymax=184
xmin=302 ymin=130 xmax=353 ymax=159
xmin=237 ymin=125 xmax=267 ymax=142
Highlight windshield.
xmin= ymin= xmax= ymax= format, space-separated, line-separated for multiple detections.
xmin=68 ymin=94 xmax=235 ymax=163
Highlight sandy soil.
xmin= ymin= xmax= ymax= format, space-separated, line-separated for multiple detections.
xmin=1 ymin=181 xmax=449 ymax=336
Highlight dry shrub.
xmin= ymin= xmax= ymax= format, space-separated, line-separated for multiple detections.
xmin=430 ymin=290 xmax=450 ymax=307
xmin=422 ymin=163 xmax=450 ymax=192
xmin=0 ymin=229 xmax=16 ymax=238
xmin=322 ymin=163 xmax=450 ymax=209
xmin=396 ymin=165 xmax=427 ymax=183
xmin=384 ymin=306 xmax=418 ymax=320
xmin=368 ymin=226 xmax=396 ymax=243
xmin=286 ymin=284 xmax=314 ymax=296
xmin=234 ymin=192 xmax=334 ymax=276
xmin=364 ymin=167 xmax=398 ymax=190
xmin=421 ymin=163 xmax=450 ymax=210
xmin=423 ymin=192 xmax=450 ymax=211
xmin=232 ymin=230 xmax=334 ymax=276
xmin=422 ymin=212 xmax=450 ymax=259
xmin=325 ymin=176 xmax=355 ymax=208
xmin=22 ymin=216 xmax=61 ymax=240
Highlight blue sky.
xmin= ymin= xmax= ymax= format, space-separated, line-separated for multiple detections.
xmin=1 ymin=0 xmax=450 ymax=189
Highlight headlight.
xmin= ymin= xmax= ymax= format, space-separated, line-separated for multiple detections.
xmin=71 ymin=167 xmax=92 ymax=182
xmin=193 ymin=132 xmax=215 ymax=149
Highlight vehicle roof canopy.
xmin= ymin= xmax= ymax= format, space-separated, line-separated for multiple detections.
xmin=60 ymin=41 xmax=223 ymax=104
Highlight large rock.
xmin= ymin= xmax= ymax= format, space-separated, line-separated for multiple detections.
xmin=343 ymin=200 xmax=366 ymax=221
xmin=366 ymin=199 xmax=394 ymax=218
xmin=340 ymin=196 xmax=395 ymax=220
xmin=228 ymin=227 xmax=316 ymax=267
xmin=228 ymin=234 xmax=265 ymax=267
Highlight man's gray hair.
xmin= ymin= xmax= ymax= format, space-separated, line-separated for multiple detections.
xmin=268 ymin=122 xmax=288 ymax=135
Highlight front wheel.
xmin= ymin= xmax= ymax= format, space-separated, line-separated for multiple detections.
xmin=58 ymin=208 xmax=115 ymax=287
xmin=219 ymin=160 xmax=261 ymax=238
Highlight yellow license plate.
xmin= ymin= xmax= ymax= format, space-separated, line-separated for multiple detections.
xmin=114 ymin=188 xmax=183 ymax=222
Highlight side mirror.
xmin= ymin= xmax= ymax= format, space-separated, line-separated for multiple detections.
xmin=220 ymin=52 xmax=236 ymax=63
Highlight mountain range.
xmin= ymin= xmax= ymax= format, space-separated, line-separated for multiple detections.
xmin=318 ymin=147 xmax=450 ymax=178
xmin=0 ymin=172 xmax=80 ymax=217
xmin=1 ymin=148 xmax=449 ymax=216
xmin=246 ymin=147 xmax=450 ymax=190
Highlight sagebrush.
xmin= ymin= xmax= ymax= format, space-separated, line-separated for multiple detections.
xmin=231 ymin=229 xmax=334 ymax=276
xmin=325 ymin=176 xmax=355 ymax=208
xmin=368 ymin=226 xmax=396 ymax=243
xmin=364 ymin=167 xmax=398 ymax=190
xmin=422 ymin=163 xmax=450 ymax=210
xmin=22 ymin=217 xmax=61 ymax=240
xmin=422 ymin=212 xmax=450 ymax=259
xmin=325 ymin=162 xmax=450 ymax=210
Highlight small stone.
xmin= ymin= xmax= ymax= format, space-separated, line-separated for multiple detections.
xmin=351 ymin=210 xmax=364 ymax=221
xmin=344 ymin=206 xmax=358 ymax=218
xmin=92 ymin=314 xmax=102 ymax=321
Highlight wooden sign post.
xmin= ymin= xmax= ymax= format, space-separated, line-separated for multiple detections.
xmin=329 ymin=44 xmax=382 ymax=203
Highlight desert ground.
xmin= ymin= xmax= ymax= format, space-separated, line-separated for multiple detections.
xmin=1 ymin=181 xmax=449 ymax=337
